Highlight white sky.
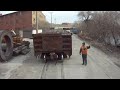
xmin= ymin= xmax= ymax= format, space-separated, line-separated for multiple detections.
xmin=0 ymin=11 xmax=79 ymax=24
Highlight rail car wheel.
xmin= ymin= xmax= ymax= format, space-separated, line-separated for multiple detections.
xmin=58 ymin=53 xmax=64 ymax=61
xmin=68 ymin=55 xmax=71 ymax=59
xmin=43 ymin=54 xmax=47 ymax=63
xmin=41 ymin=53 xmax=44 ymax=59
xmin=0 ymin=30 xmax=13 ymax=62
xmin=63 ymin=53 xmax=67 ymax=58
xmin=58 ymin=54 xmax=61 ymax=60
xmin=61 ymin=54 xmax=64 ymax=60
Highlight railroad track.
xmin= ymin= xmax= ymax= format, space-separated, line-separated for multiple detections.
xmin=40 ymin=61 xmax=49 ymax=79
xmin=40 ymin=60 xmax=65 ymax=79
xmin=61 ymin=61 xmax=64 ymax=79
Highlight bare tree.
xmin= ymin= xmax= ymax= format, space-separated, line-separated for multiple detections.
xmin=73 ymin=21 xmax=80 ymax=28
xmin=77 ymin=11 xmax=120 ymax=46
xmin=78 ymin=11 xmax=93 ymax=22
xmin=38 ymin=21 xmax=50 ymax=29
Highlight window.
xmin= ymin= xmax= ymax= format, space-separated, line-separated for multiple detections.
xmin=34 ymin=18 xmax=36 ymax=22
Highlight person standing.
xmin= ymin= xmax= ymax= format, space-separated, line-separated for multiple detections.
xmin=79 ymin=42 xmax=90 ymax=66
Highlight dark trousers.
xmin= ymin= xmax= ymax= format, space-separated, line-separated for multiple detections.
xmin=82 ymin=54 xmax=87 ymax=65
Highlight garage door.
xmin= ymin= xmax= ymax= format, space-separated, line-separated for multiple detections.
xmin=23 ymin=30 xmax=32 ymax=38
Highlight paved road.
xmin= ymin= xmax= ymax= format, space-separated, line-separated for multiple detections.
xmin=0 ymin=34 xmax=120 ymax=79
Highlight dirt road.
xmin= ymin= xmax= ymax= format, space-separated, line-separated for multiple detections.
xmin=0 ymin=34 xmax=120 ymax=79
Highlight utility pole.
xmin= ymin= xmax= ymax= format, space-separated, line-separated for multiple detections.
xmin=54 ymin=18 xmax=56 ymax=24
xmin=36 ymin=11 xmax=38 ymax=34
xmin=49 ymin=12 xmax=53 ymax=28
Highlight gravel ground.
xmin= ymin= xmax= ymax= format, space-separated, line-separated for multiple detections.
xmin=0 ymin=35 xmax=120 ymax=79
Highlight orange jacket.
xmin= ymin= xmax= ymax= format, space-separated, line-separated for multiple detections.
xmin=80 ymin=46 xmax=90 ymax=55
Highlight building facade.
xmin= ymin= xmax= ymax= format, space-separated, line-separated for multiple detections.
xmin=0 ymin=11 xmax=46 ymax=38
xmin=53 ymin=23 xmax=73 ymax=30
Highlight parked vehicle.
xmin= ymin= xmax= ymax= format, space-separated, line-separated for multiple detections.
xmin=71 ymin=29 xmax=79 ymax=34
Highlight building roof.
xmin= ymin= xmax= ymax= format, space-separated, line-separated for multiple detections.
xmin=0 ymin=11 xmax=18 ymax=17
xmin=0 ymin=11 xmax=45 ymax=18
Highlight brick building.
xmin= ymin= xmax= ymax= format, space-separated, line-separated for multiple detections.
xmin=0 ymin=11 xmax=46 ymax=38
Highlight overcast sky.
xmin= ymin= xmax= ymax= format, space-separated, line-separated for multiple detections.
xmin=0 ymin=11 xmax=79 ymax=24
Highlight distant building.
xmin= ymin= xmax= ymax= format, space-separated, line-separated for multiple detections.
xmin=53 ymin=23 xmax=73 ymax=30
xmin=0 ymin=11 xmax=46 ymax=38
xmin=62 ymin=23 xmax=73 ymax=27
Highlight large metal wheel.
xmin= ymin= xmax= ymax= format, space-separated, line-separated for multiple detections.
xmin=0 ymin=30 xmax=13 ymax=62
xmin=58 ymin=54 xmax=61 ymax=60
xmin=63 ymin=53 xmax=67 ymax=58
xmin=61 ymin=54 xmax=64 ymax=60
xmin=43 ymin=54 xmax=47 ymax=62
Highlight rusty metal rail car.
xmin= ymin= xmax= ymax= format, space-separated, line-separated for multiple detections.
xmin=33 ymin=30 xmax=72 ymax=61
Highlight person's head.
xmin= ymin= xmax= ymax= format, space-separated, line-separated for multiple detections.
xmin=82 ymin=42 xmax=85 ymax=46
